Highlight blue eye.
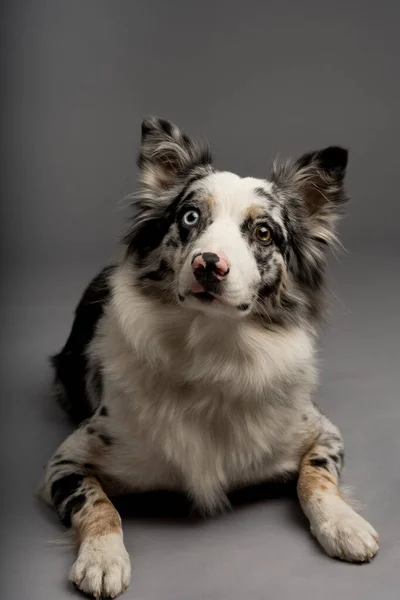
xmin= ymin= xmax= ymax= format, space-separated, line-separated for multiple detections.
xmin=181 ymin=210 xmax=200 ymax=229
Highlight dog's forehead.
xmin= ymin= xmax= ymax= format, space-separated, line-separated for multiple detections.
xmin=197 ymin=171 xmax=275 ymax=221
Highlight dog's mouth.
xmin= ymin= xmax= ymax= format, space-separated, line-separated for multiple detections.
xmin=188 ymin=290 xmax=251 ymax=314
xmin=192 ymin=291 xmax=215 ymax=303
xmin=180 ymin=281 xmax=252 ymax=314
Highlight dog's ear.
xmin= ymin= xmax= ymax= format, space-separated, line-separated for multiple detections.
xmin=138 ymin=117 xmax=212 ymax=194
xmin=272 ymin=146 xmax=349 ymax=244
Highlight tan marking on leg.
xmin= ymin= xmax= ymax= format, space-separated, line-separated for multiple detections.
xmin=72 ymin=476 xmax=121 ymax=542
xmin=298 ymin=464 xmax=338 ymax=502
xmin=298 ymin=442 xmax=379 ymax=563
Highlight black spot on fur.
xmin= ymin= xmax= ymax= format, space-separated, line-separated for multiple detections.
xmin=302 ymin=414 xmax=309 ymax=422
xmin=51 ymin=474 xmax=84 ymax=510
xmin=51 ymin=266 xmax=114 ymax=424
xmin=61 ymin=493 xmax=86 ymax=527
xmin=254 ymin=187 xmax=274 ymax=201
xmin=240 ymin=217 xmax=253 ymax=237
xmin=84 ymin=463 xmax=95 ymax=471
xmin=139 ymin=260 xmax=173 ymax=282
xmin=98 ymin=433 xmax=113 ymax=446
xmin=329 ymin=453 xmax=339 ymax=464
xmin=127 ymin=217 xmax=171 ymax=260
xmin=99 ymin=406 xmax=108 ymax=417
xmin=309 ymin=457 xmax=330 ymax=471
xmin=87 ymin=426 xmax=95 ymax=435
xmin=258 ymin=281 xmax=279 ymax=298
xmin=92 ymin=366 xmax=103 ymax=401
xmin=237 ymin=304 xmax=250 ymax=311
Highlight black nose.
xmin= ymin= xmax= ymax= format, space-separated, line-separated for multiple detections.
xmin=202 ymin=252 xmax=219 ymax=267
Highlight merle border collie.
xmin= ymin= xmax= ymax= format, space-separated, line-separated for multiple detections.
xmin=39 ymin=117 xmax=378 ymax=598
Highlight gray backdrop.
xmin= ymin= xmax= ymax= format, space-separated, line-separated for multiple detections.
xmin=1 ymin=1 xmax=399 ymax=599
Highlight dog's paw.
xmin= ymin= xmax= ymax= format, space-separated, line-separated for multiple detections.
xmin=70 ymin=533 xmax=131 ymax=598
xmin=313 ymin=507 xmax=379 ymax=563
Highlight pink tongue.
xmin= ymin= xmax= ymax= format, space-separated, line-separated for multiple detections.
xmin=190 ymin=281 xmax=205 ymax=294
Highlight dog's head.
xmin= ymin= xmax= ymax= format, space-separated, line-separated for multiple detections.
xmin=124 ymin=117 xmax=348 ymax=324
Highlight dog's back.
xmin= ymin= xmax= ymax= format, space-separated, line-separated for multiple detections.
xmin=51 ymin=265 xmax=115 ymax=423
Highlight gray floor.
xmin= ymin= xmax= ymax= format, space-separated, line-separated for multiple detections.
xmin=1 ymin=247 xmax=399 ymax=600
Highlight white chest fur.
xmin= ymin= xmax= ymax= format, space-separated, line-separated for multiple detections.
xmin=88 ymin=267 xmax=318 ymax=511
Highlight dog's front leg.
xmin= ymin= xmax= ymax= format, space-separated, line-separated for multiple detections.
xmin=39 ymin=428 xmax=131 ymax=598
xmin=297 ymin=416 xmax=379 ymax=562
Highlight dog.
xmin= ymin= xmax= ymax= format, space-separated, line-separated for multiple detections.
xmin=39 ymin=117 xmax=379 ymax=598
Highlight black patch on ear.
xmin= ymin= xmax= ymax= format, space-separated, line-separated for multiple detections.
xmin=268 ymin=146 xmax=350 ymax=328
xmin=294 ymin=145 xmax=349 ymax=217
xmin=158 ymin=118 xmax=174 ymax=137
xmin=298 ymin=146 xmax=348 ymax=176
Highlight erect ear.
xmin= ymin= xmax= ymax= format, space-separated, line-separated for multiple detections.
xmin=272 ymin=146 xmax=349 ymax=243
xmin=137 ymin=117 xmax=212 ymax=194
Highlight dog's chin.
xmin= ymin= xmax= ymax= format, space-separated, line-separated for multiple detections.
xmin=178 ymin=290 xmax=252 ymax=318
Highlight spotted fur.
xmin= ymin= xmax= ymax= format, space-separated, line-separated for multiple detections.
xmin=41 ymin=118 xmax=378 ymax=598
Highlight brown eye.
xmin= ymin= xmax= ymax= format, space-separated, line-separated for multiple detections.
xmin=254 ymin=225 xmax=272 ymax=244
